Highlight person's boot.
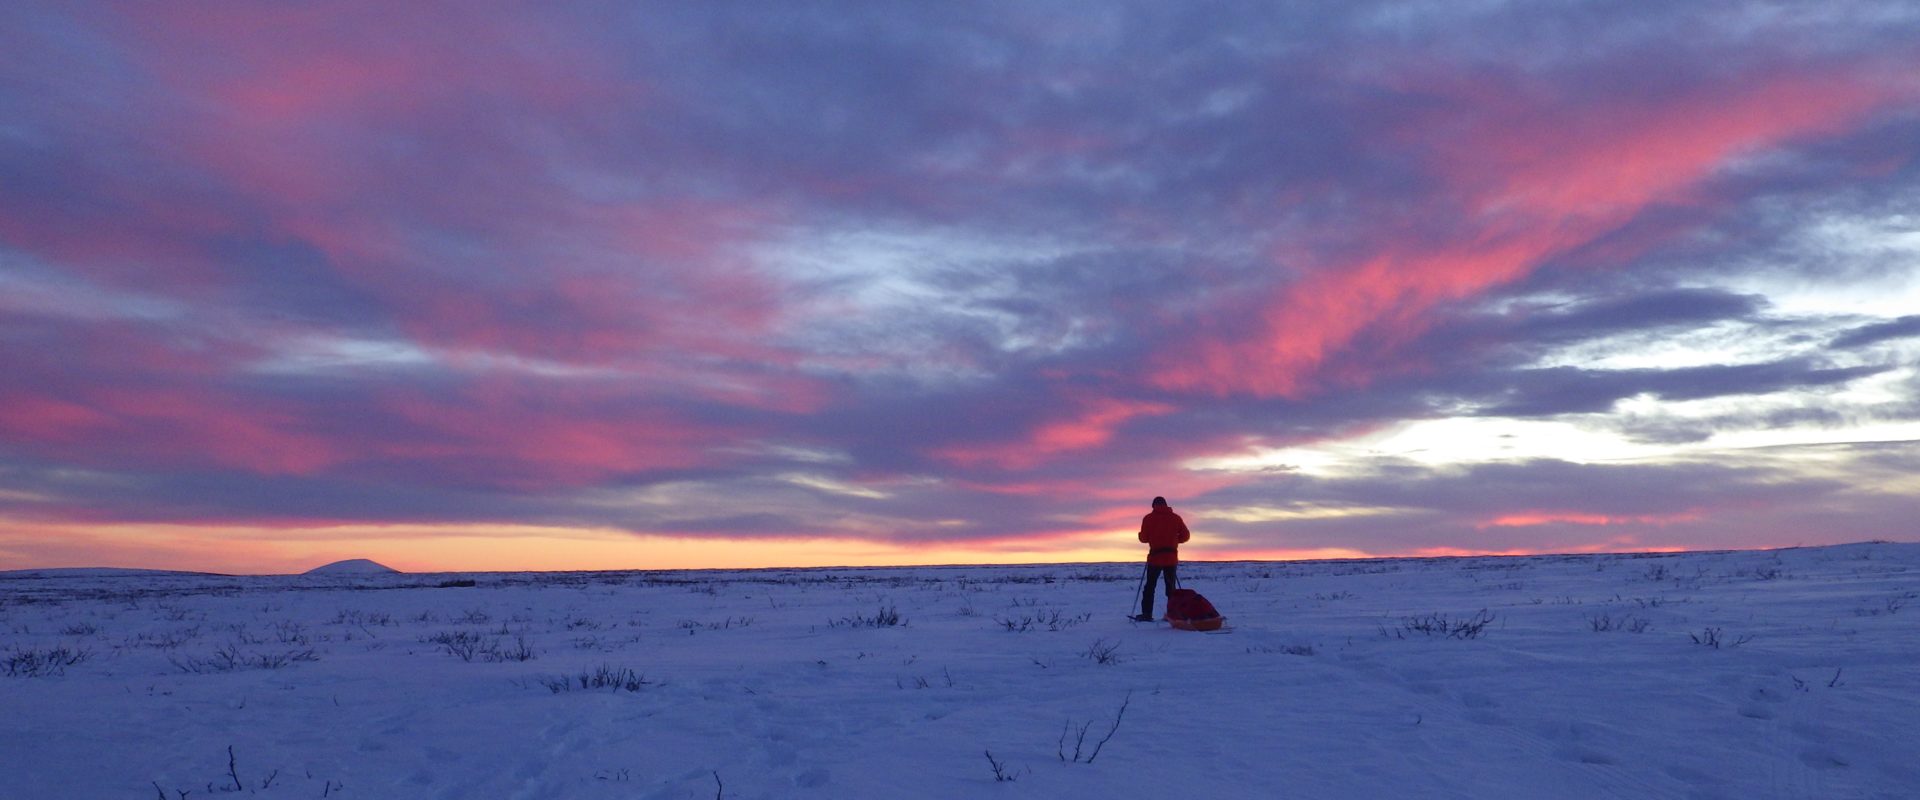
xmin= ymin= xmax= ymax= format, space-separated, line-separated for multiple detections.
xmin=1132 ymin=613 xmax=1155 ymax=622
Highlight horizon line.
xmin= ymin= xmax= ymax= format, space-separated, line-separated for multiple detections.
xmin=4 ymin=540 xmax=1903 ymax=579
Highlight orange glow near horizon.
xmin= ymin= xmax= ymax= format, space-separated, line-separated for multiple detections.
xmin=1480 ymin=511 xmax=1704 ymax=530
xmin=0 ymin=519 xmax=1153 ymax=574
xmin=0 ymin=518 xmax=1735 ymax=575
xmin=1407 ymin=543 xmax=1691 ymax=558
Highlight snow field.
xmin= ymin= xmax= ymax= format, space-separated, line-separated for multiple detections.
xmin=2 ymin=543 xmax=1918 ymax=798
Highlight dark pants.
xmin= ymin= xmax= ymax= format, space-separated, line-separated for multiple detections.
xmin=1141 ymin=564 xmax=1178 ymax=617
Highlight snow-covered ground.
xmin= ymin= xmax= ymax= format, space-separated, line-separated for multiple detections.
xmin=3 ymin=543 xmax=1918 ymax=799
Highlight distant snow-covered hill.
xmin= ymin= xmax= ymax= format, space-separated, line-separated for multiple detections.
xmin=303 ymin=558 xmax=400 ymax=575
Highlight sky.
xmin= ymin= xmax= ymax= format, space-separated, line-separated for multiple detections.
xmin=2 ymin=2 xmax=1918 ymax=574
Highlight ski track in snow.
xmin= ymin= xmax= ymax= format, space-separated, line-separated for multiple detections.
xmin=3 ymin=543 xmax=1919 ymax=798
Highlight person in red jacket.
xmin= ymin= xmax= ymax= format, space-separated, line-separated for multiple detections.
xmin=1135 ymin=496 xmax=1190 ymax=621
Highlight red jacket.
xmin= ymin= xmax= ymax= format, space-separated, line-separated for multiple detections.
xmin=1138 ymin=507 xmax=1190 ymax=566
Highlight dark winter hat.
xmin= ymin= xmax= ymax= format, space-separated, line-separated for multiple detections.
xmin=1152 ymin=496 xmax=1168 ymax=508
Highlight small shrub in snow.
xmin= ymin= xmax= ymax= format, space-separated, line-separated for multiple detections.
xmin=128 ymin=627 xmax=201 ymax=650
xmin=1058 ymin=692 xmax=1131 ymax=764
xmin=252 ymin=649 xmax=317 ymax=669
xmin=1588 ymin=613 xmax=1652 ymax=633
xmin=330 ymin=610 xmax=394 ymax=626
xmin=422 ymin=630 xmax=537 ymax=662
xmin=59 ymin=621 xmax=100 ymax=636
xmin=1395 ymin=609 xmax=1496 ymax=639
xmin=1081 ymin=638 xmax=1123 ymax=665
xmin=994 ymin=609 xmax=1092 ymax=632
xmin=983 ymin=750 xmax=1025 ymax=782
xmin=895 ymin=668 xmax=956 ymax=690
xmin=425 ymin=630 xmax=489 ymax=661
xmin=679 ymin=616 xmax=753 ymax=631
xmin=438 ymin=578 xmax=477 ymax=588
xmin=169 ymin=643 xmax=317 ymax=673
xmin=1854 ymin=592 xmax=1914 ymax=616
xmin=3 ymin=645 xmax=92 ymax=677
xmin=997 ymin=616 xmax=1037 ymax=632
xmin=1555 ymin=596 xmax=1583 ymax=605
xmin=152 ymin=745 xmax=294 ymax=797
xmin=829 ymin=605 xmax=905 ymax=628
xmin=1247 ymin=644 xmax=1315 ymax=656
xmin=535 ymin=664 xmax=650 ymax=693
xmin=269 ymin=620 xmax=310 ymax=645
xmin=1688 ymin=627 xmax=1752 ymax=649
xmin=226 ymin=624 xmax=266 ymax=646
xmin=492 ymin=635 xmax=539 ymax=662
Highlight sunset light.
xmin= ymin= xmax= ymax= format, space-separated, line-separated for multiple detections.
xmin=2 ymin=3 xmax=1917 ymax=573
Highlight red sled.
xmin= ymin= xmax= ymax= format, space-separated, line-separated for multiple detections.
xmin=1165 ymin=588 xmax=1225 ymax=632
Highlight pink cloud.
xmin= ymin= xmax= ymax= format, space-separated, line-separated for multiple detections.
xmin=934 ymin=397 xmax=1176 ymax=470
xmin=1154 ymin=68 xmax=1908 ymax=399
xmin=0 ymin=386 xmax=343 ymax=475
xmin=24 ymin=5 xmax=829 ymax=416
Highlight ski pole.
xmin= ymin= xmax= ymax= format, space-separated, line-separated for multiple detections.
xmin=1130 ymin=560 xmax=1148 ymax=618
